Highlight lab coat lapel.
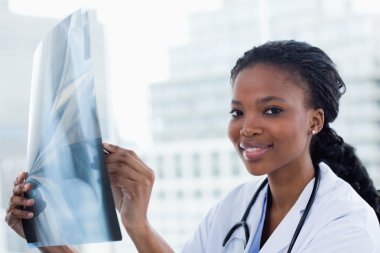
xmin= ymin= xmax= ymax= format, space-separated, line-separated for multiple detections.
xmin=259 ymin=178 xmax=315 ymax=253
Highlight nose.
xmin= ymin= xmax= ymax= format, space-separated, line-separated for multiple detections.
xmin=240 ymin=127 xmax=263 ymax=137
xmin=240 ymin=118 xmax=263 ymax=137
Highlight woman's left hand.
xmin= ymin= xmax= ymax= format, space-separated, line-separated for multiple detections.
xmin=102 ymin=143 xmax=155 ymax=234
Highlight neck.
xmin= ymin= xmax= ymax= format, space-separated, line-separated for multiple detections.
xmin=267 ymin=159 xmax=316 ymax=213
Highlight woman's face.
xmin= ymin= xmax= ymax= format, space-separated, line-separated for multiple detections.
xmin=228 ymin=63 xmax=320 ymax=176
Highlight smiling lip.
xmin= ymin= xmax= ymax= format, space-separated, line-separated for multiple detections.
xmin=240 ymin=142 xmax=273 ymax=161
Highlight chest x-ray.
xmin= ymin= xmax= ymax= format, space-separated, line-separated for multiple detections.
xmin=22 ymin=9 xmax=122 ymax=247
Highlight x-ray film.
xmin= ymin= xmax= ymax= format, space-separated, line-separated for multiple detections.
xmin=22 ymin=9 xmax=122 ymax=247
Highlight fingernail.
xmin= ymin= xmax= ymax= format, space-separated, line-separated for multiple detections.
xmin=28 ymin=212 xmax=33 ymax=218
xmin=28 ymin=199 xmax=34 ymax=205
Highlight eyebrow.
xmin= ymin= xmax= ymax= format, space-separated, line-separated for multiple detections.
xmin=231 ymin=96 xmax=288 ymax=105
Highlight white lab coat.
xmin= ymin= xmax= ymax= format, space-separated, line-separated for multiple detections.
xmin=181 ymin=162 xmax=380 ymax=253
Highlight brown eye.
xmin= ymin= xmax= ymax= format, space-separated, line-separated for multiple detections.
xmin=229 ymin=109 xmax=243 ymax=118
xmin=264 ymin=107 xmax=283 ymax=115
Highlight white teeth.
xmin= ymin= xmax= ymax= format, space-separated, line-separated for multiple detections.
xmin=245 ymin=147 xmax=260 ymax=152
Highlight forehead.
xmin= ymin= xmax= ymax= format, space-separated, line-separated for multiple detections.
xmin=232 ymin=64 xmax=307 ymax=103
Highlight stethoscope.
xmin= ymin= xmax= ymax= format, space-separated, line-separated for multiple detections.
xmin=222 ymin=167 xmax=321 ymax=252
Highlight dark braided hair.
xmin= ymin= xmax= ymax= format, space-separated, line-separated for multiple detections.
xmin=230 ymin=40 xmax=380 ymax=221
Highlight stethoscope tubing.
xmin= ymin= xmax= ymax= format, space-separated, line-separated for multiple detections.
xmin=287 ymin=167 xmax=320 ymax=252
xmin=222 ymin=167 xmax=321 ymax=252
xmin=222 ymin=178 xmax=268 ymax=247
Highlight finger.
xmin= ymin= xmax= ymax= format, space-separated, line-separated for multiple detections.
xmin=5 ymin=207 xmax=33 ymax=220
xmin=102 ymin=142 xmax=120 ymax=154
xmin=12 ymin=182 xmax=32 ymax=196
xmin=106 ymin=151 xmax=152 ymax=176
xmin=107 ymin=162 xmax=144 ymax=183
xmin=13 ymin=171 xmax=28 ymax=186
xmin=9 ymin=195 xmax=34 ymax=207
xmin=103 ymin=143 xmax=143 ymax=162
xmin=12 ymin=183 xmax=24 ymax=196
xmin=107 ymin=160 xmax=155 ymax=186
xmin=103 ymin=142 xmax=146 ymax=163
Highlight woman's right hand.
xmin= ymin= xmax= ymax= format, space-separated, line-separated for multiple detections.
xmin=4 ymin=171 xmax=34 ymax=238
xmin=103 ymin=143 xmax=174 ymax=253
xmin=102 ymin=143 xmax=155 ymax=232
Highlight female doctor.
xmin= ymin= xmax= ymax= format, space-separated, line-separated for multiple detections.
xmin=5 ymin=40 xmax=380 ymax=253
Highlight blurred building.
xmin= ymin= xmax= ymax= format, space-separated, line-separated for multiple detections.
xmin=147 ymin=0 xmax=380 ymax=251
xmin=140 ymin=139 xmax=248 ymax=250
xmin=0 ymin=1 xmax=110 ymax=252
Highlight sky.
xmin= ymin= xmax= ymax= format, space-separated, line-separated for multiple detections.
xmin=9 ymin=0 xmax=221 ymax=147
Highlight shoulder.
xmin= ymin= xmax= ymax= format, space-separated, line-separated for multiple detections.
xmin=301 ymin=162 xmax=380 ymax=251
xmin=316 ymin=162 xmax=377 ymax=219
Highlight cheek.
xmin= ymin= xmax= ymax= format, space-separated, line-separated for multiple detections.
xmin=277 ymin=118 xmax=309 ymax=150
xmin=227 ymin=120 xmax=240 ymax=143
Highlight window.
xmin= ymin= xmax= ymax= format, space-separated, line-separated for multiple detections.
xmin=212 ymin=188 xmax=221 ymax=198
xmin=156 ymin=155 xmax=164 ymax=178
xmin=230 ymin=151 xmax=241 ymax=176
xmin=158 ymin=190 xmax=166 ymax=199
xmin=211 ymin=151 xmax=220 ymax=176
xmin=193 ymin=189 xmax=202 ymax=199
xmin=176 ymin=190 xmax=184 ymax=199
xmin=174 ymin=154 xmax=182 ymax=178
xmin=192 ymin=153 xmax=201 ymax=177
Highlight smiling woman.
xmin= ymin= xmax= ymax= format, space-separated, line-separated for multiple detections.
xmin=184 ymin=40 xmax=380 ymax=253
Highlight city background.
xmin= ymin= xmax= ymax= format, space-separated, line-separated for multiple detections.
xmin=1 ymin=0 xmax=379 ymax=252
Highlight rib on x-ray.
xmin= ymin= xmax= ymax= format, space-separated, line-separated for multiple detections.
xmin=22 ymin=9 xmax=122 ymax=247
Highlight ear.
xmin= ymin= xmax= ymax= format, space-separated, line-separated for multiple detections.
xmin=309 ymin=108 xmax=324 ymax=135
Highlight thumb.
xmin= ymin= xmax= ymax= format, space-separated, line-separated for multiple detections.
xmin=102 ymin=142 xmax=119 ymax=154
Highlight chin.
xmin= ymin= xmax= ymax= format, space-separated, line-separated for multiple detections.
xmin=243 ymin=161 xmax=269 ymax=176
xmin=246 ymin=168 xmax=268 ymax=177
